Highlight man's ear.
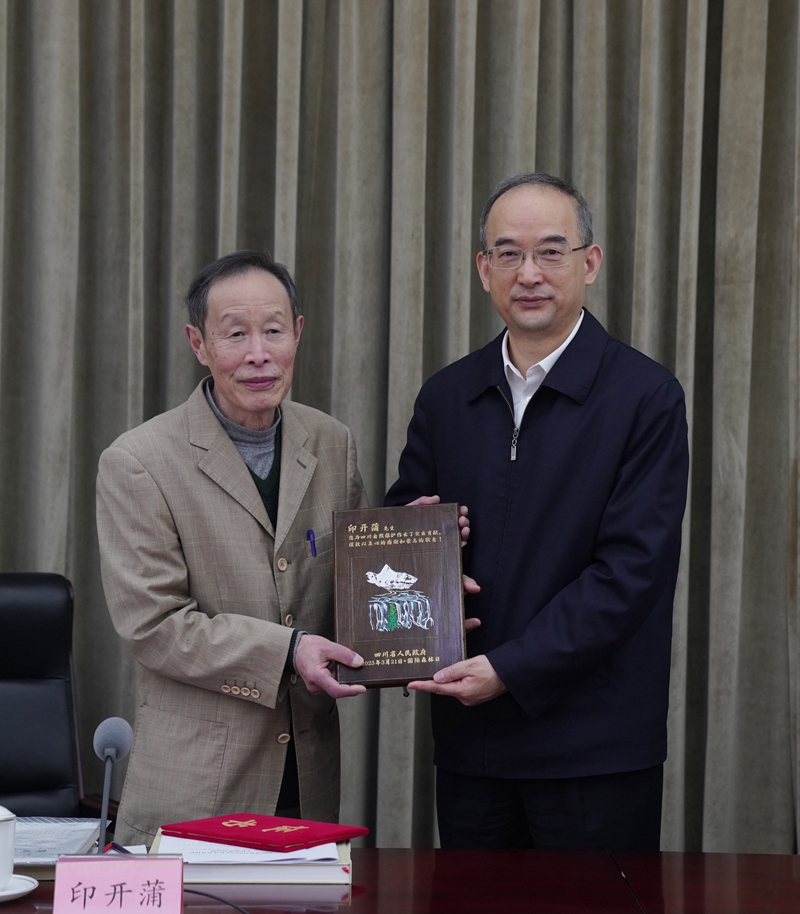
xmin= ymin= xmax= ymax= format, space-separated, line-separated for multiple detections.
xmin=476 ymin=251 xmax=491 ymax=293
xmin=185 ymin=324 xmax=208 ymax=365
xmin=293 ymin=314 xmax=305 ymax=344
xmin=583 ymin=245 xmax=604 ymax=287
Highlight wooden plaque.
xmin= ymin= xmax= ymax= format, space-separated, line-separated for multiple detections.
xmin=333 ymin=503 xmax=466 ymax=688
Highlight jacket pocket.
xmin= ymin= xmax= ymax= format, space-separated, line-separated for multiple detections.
xmin=304 ymin=529 xmax=332 ymax=559
xmin=119 ymin=705 xmax=228 ymax=838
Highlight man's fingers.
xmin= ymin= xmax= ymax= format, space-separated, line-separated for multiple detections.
xmin=404 ymin=498 xmax=470 ymax=543
xmin=316 ymin=677 xmax=367 ymax=699
xmin=462 ymin=574 xmax=480 ymax=594
xmin=330 ymin=646 xmax=364 ymax=668
xmin=464 ymin=617 xmax=481 ymax=632
xmin=408 ymin=656 xmax=506 ymax=706
xmin=294 ymin=634 xmax=366 ymax=699
xmin=406 ymin=679 xmax=437 ymax=693
xmin=312 ymin=639 xmax=363 ymax=668
xmin=458 ymin=505 xmax=471 ymax=544
xmin=433 ymin=662 xmax=467 ymax=684
xmin=406 ymin=676 xmax=462 ymax=697
xmin=296 ymin=633 xmax=363 ymax=669
xmin=308 ymin=672 xmax=367 ymax=699
xmin=405 ymin=495 xmax=441 ymax=506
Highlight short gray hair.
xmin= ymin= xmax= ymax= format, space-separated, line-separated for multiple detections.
xmin=479 ymin=173 xmax=594 ymax=250
xmin=185 ymin=250 xmax=301 ymax=336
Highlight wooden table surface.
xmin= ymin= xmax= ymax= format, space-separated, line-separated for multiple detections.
xmin=615 ymin=850 xmax=800 ymax=914
xmin=5 ymin=847 xmax=800 ymax=913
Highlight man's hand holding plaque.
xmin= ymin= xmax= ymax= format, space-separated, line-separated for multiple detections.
xmin=294 ymin=634 xmax=367 ymax=698
xmin=404 ymin=495 xmax=472 ymax=544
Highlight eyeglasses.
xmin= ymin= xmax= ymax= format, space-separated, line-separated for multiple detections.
xmin=483 ymin=243 xmax=588 ymax=270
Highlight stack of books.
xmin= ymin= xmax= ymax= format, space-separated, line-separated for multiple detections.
xmin=151 ymin=813 xmax=368 ymax=885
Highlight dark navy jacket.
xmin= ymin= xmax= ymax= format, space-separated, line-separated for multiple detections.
xmin=385 ymin=310 xmax=689 ymax=779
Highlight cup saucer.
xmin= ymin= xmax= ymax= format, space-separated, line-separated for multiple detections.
xmin=0 ymin=875 xmax=39 ymax=903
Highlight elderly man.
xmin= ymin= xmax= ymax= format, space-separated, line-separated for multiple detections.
xmin=97 ymin=250 xmax=368 ymax=846
xmin=386 ymin=174 xmax=689 ymax=850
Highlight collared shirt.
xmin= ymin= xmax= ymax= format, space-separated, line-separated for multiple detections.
xmin=502 ymin=310 xmax=585 ymax=427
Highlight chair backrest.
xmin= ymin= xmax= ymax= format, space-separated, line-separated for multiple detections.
xmin=0 ymin=573 xmax=82 ymax=816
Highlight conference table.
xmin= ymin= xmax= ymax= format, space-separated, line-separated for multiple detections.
xmin=6 ymin=848 xmax=800 ymax=913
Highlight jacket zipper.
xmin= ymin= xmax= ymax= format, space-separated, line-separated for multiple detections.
xmin=497 ymin=387 xmax=520 ymax=461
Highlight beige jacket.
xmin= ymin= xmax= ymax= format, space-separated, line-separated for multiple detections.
xmin=96 ymin=381 xmax=368 ymax=845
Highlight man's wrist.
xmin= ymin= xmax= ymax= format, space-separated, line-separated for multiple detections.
xmin=288 ymin=629 xmax=308 ymax=674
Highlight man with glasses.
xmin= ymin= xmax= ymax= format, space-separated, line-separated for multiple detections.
xmin=386 ymin=173 xmax=689 ymax=850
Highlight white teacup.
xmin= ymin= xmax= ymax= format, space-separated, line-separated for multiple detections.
xmin=0 ymin=806 xmax=16 ymax=891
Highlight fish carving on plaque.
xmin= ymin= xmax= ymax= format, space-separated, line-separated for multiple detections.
xmin=365 ymin=564 xmax=434 ymax=633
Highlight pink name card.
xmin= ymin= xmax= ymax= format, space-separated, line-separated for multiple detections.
xmin=54 ymin=855 xmax=183 ymax=914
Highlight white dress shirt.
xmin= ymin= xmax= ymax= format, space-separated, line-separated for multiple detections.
xmin=502 ymin=310 xmax=585 ymax=427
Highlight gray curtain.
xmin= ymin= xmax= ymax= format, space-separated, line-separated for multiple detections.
xmin=0 ymin=0 xmax=798 ymax=853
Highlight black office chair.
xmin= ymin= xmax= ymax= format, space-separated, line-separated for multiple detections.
xmin=0 ymin=573 xmax=83 ymax=816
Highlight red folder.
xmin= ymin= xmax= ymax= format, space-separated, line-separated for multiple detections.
xmin=160 ymin=813 xmax=369 ymax=852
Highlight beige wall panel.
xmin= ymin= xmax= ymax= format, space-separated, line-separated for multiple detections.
xmin=330 ymin=0 xmax=391 ymax=504
xmin=273 ymin=0 xmax=303 ymax=275
xmin=126 ymin=0 xmax=146 ymax=429
xmin=790 ymin=3 xmax=800 ymax=845
xmin=163 ymin=0 xmax=208 ymax=410
xmin=0 ymin=0 xmax=6 ymax=378
xmin=572 ymin=0 xmax=608 ymax=327
xmin=662 ymin=0 xmax=707 ymax=855
xmin=377 ymin=0 xmax=433 ymax=850
xmin=536 ymin=0 xmax=571 ymax=177
xmin=216 ymin=0 xmax=244 ymax=257
xmin=385 ymin=0 xmax=429 ymax=487
xmin=703 ymin=0 xmax=768 ymax=853
xmin=442 ymin=2 xmax=478 ymax=368
xmin=484 ymin=0 xmax=540 ymax=183
xmin=11 ymin=0 xmax=80 ymax=571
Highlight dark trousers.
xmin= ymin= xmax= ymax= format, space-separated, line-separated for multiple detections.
xmin=436 ymin=764 xmax=663 ymax=851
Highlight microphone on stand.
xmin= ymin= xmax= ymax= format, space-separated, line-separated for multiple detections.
xmin=93 ymin=717 xmax=133 ymax=853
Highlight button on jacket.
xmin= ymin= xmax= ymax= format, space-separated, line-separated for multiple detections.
xmin=386 ymin=310 xmax=689 ymax=779
xmin=97 ymin=381 xmax=368 ymax=845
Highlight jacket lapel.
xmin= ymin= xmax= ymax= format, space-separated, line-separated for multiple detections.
xmin=275 ymin=401 xmax=318 ymax=553
xmin=186 ymin=381 xmax=273 ymax=534
xmin=542 ymin=309 xmax=609 ymax=405
xmin=186 ymin=382 xmax=319 ymax=546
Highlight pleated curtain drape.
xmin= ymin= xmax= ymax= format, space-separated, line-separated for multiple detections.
xmin=0 ymin=0 xmax=798 ymax=853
